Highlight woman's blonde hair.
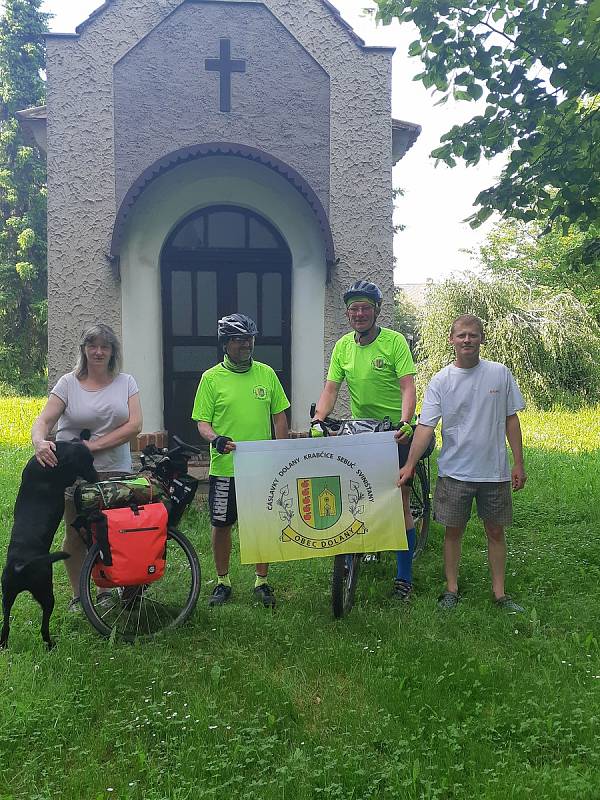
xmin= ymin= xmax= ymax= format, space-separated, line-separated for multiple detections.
xmin=74 ymin=323 xmax=122 ymax=378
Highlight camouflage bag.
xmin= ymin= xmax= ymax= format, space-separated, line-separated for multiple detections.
xmin=74 ymin=476 xmax=167 ymax=514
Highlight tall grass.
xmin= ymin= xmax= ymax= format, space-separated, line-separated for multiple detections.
xmin=0 ymin=396 xmax=44 ymax=447
xmin=0 ymin=400 xmax=599 ymax=799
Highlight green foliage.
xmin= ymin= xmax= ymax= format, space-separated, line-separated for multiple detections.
xmin=0 ymin=399 xmax=599 ymax=798
xmin=417 ymin=273 xmax=600 ymax=408
xmin=478 ymin=218 xmax=600 ymax=322
xmin=392 ymin=288 xmax=420 ymax=345
xmin=0 ymin=0 xmax=49 ymax=392
xmin=374 ymin=0 xmax=600 ymax=234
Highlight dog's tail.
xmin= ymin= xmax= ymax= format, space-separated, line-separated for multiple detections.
xmin=13 ymin=552 xmax=71 ymax=574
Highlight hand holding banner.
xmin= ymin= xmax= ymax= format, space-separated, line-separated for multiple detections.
xmin=234 ymin=431 xmax=407 ymax=564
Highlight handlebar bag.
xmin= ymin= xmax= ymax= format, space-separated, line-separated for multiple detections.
xmin=338 ymin=417 xmax=393 ymax=435
xmin=90 ymin=502 xmax=168 ymax=588
xmin=74 ymin=476 xmax=167 ymax=514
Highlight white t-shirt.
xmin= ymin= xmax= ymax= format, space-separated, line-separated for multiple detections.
xmin=419 ymin=359 xmax=525 ymax=482
xmin=51 ymin=372 xmax=139 ymax=472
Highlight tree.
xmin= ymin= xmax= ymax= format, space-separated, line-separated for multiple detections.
xmin=0 ymin=0 xmax=48 ymax=393
xmin=392 ymin=288 xmax=421 ymax=349
xmin=417 ymin=272 xmax=600 ymax=407
xmin=374 ymin=0 xmax=600 ymax=232
xmin=476 ymin=218 xmax=600 ymax=321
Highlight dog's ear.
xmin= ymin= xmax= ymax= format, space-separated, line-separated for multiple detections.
xmin=82 ymin=461 xmax=99 ymax=483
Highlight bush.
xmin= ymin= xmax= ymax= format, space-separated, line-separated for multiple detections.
xmin=392 ymin=289 xmax=420 ymax=352
xmin=417 ymin=273 xmax=600 ymax=408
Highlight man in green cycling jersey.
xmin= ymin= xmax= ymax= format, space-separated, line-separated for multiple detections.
xmin=313 ymin=280 xmax=418 ymax=601
xmin=192 ymin=314 xmax=289 ymax=608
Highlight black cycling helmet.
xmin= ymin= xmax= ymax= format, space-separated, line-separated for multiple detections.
xmin=343 ymin=280 xmax=383 ymax=308
xmin=217 ymin=314 xmax=258 ymax=347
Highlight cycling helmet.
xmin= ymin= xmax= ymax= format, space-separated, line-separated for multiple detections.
xmin=343 ymin=280 xmax=383 ymax=308
xmin=217 ymin=314 xmax=258 ymax=347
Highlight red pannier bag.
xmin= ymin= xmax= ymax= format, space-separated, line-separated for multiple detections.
xmin=90 ymin=502 xmax=168 ymax=589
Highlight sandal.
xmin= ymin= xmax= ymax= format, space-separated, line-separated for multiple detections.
xmin=437 ymin=590 xmax=459 ymax=610
xmin=495 ymin=595 xmax=524 ymax=613
xmin=67 ymin=596 xmax=82 ymax=613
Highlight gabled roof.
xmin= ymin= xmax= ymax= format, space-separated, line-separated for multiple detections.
xmin=392 ymin=118 xmax=421 ymax=164
xmin=16 ymin=105 xmax=47 ymax=152
xmin=49 ymin=0 xmax=393 ymax=52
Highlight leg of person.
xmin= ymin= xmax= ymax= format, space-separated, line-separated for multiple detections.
xmin=477 ymin=482 xmax=524 ymax=612
xmin=393 ymin=484 xmax=416 ymax=601
xmin=443 ymin=525 xmax=466 ymax=596
xmin=484 ymin=520 xmax=507 ymax=600
xmin=253 ymin=562 xmax=276 ymax=608
xmin=393 ymin=440 xmax=416 ymax=601
xmin=207 ymin=476 xmax=236 ymax=606
xmin=62 ymin=491 xmax=87 ymax=609
xmin=434 ymin=477 xmax=474 ymax=609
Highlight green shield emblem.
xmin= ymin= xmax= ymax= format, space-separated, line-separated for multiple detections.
xmin=297 ymin=476 xmax=342 ymax=530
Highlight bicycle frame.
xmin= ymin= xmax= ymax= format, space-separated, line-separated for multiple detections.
xmin=309 ymin=406 xmax=433 ymax=617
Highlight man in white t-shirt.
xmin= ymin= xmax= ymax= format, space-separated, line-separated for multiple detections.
xmin=398 ymin=314 xmax=527 ymax=612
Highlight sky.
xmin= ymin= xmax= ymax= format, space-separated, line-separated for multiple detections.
xmin=39 ymin=0 xmax=506 ymax=283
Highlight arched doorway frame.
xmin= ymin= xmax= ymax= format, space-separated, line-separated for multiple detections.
xmin=111 ymin=142 xmax=335 ymax=264
xmin=160 ymin=204 xmax=292 ymax=442
xmin=119 ymin=154 xmax=327 ymax=433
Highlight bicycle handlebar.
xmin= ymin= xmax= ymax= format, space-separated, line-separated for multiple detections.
xmin=171 ymin=435 xmax=204 ymax=455
xmin=309 ymin=403 xmax=347 ymax=434
xmin=142 ymin=436 xmax=204 ymax=460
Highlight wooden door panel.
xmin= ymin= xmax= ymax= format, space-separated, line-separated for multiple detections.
xmin=162 ymin=207 xmax=291 ymax=443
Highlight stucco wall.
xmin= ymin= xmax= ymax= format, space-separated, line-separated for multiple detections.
xmin=113 ymin=2 xmax=330 ymax=214
xmin=46 ymin=0 xmax=394 ymax=402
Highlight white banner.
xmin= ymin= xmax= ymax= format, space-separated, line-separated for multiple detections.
xmin=234 ymin=431 xmax=407 ymax=564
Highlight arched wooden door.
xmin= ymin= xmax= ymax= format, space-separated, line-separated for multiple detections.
xmin=161 ymin=205 xmax=292 ymax=443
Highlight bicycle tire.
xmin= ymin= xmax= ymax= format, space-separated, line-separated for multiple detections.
xmin=79 ymin=527 xmax=201 ymax=642
xmin=410 ymin=461 xmax=431 ymax=560
xmin=331 ymin=553 xmax=361 ymax=618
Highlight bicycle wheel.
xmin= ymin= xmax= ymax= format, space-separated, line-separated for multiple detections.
xmin=331 ymin=553 xmax=361 ymax=618
xmin=410 ymin=461 xmax=431 ymax=560
xmin=79 ymin=528 xmax=201 ymax=641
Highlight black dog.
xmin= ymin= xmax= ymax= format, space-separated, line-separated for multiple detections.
xmin=1 ymin=441 xmax=98 ymax=649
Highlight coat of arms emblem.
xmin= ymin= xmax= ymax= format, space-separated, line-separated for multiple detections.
xmin=296 ymin=477 xmax=342 ymax=530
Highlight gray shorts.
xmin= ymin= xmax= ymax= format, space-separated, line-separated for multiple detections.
xmin=433 ymin=476 xmax=513 ymax=528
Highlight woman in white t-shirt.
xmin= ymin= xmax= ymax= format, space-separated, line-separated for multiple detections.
xmin=31 ymin=324 xmax=143 ymax=609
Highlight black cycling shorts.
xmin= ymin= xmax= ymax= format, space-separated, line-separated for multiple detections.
xmin=208 ymin=476 xmax=238 ymax=527
xmin=397 ymin=439 xmax=414 ymax=486
xmin=397 ymin=440 xmax=411 ymax=469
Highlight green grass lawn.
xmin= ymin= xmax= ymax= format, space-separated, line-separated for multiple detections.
xmin=1 ymin=400 xmax=599 ymax=800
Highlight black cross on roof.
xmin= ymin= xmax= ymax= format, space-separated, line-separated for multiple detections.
xmin=205 ymin=38 xmax=246 ymax=113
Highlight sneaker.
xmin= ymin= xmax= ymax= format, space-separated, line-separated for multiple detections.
xmin=437 ymin=590 xmax=460 ymax=610
xmin=392 ymin=578 xmax=412 ymax=602
xmin=495 ymin=595 xmax=524 ymax=613
xmin=67 ymin=596 xmax=82 ymax=613
xmin=208 ymin=583 xmax=232 ymax=607
xmin=253 ymin=582 xmax=276 ymax=608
